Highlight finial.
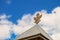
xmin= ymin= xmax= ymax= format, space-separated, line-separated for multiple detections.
xmin=34 ymin=13 xmax=42 ymax=24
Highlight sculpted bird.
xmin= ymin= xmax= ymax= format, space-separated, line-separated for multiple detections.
xmin=34 ymin=13 xmax=42 ymax=24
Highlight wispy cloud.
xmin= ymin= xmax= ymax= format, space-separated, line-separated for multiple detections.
xmin=0 ymin=14 xmax=11 ymax=20
xmin=0 ymin=7 xmax=60 ymax=40
xmin=6 ymin=0 xmax=11 ymax=5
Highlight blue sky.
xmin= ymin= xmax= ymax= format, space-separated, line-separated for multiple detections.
xmin=0 ymin=0 xmax=60 ymax=24
xmin=0 ymin=0 xmax=60 ymax=40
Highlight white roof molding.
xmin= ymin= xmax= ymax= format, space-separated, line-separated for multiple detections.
xmin=15 ymin=24 xmax=53 ymax=40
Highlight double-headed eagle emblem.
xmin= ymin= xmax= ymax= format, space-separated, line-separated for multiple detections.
xmin=34 ymin=13 xmax=42 ymax=24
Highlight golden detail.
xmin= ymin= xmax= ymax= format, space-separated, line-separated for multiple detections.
xmin=34 ymin=13 xmax=42 ymax=24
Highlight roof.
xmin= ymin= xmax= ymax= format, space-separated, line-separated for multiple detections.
xmin=15 ymin=24 xmax=53 ymax=40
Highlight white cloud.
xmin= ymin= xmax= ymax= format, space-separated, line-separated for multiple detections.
xmin=0 ymin=14 xmax=13 ymax=40
xmin=0 ymin=25 xmax=11 ymax=39
xmin=0 ymin=7 xmax=60 ymax=40
xmin=40 ymin=7 xmax=60 ymax=40
xmin=13 ymin=14 xmax=35 ymax=35
xmin=41 ymin=7 xmax=60 ymax=33
xmin=52 ymin=33 xmax=60 ymax=40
